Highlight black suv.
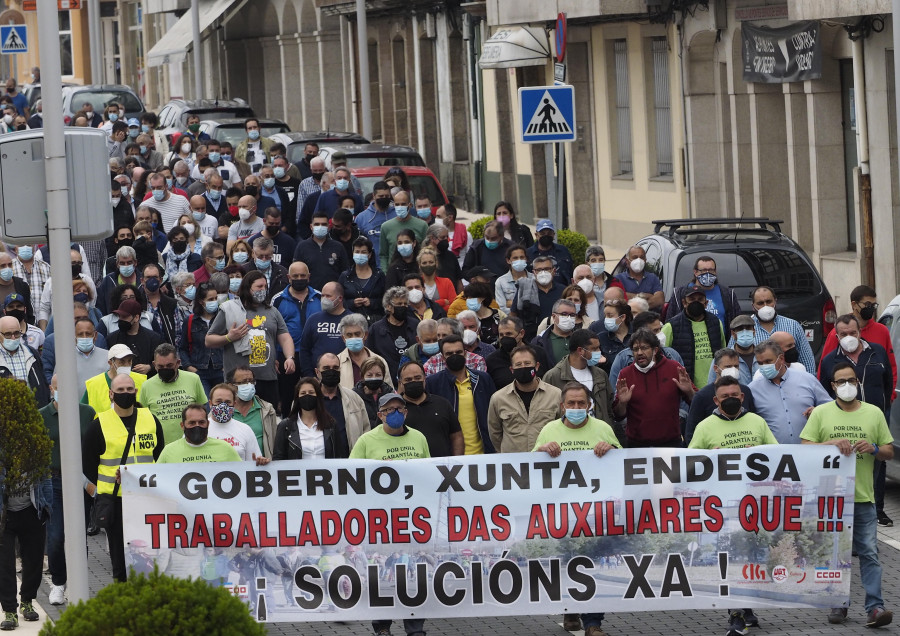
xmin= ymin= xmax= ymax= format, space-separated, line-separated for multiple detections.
xmin=156 ymin=98 xmax=255 ymax=145
xmin=612 ymin=218 xmax=836 ymax=356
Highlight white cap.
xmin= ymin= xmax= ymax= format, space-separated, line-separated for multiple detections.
xmin=107 ymin=344 xmax=134 ymax=361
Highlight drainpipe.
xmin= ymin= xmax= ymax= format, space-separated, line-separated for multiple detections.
xmin=412 ymin=12 xmax=426 ymax=161
xmin=356 ymin=0 xmax=372 ymax=141
xmin=852 ymin=36 xmax=874 ymax=287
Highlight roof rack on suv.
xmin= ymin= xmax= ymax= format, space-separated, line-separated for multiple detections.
xmin=652 ymin=217 xmax=783 ymax=236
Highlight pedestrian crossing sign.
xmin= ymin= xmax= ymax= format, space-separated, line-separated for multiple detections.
xmin=519 ymin=85 xmax=575 ymax=143
xmin=0 ymin=25 xmax=27 ymax=54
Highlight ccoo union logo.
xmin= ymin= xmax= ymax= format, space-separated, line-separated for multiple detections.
xmin=742 ymin=563 xmax=766 ymax=581
xmin=814 ymin=569 xmax=843 ymax=582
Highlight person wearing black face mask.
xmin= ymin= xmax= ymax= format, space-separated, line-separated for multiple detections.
xmin=399 ymin=360 xmax=463 ymax=457
xmin=485 ymin=316 xmax=551 ymax=389
xmin=163 ymin=227 xmax=202 ymax=280
xmin=365 ymin=287 xmax=419 ymax=382
xmin=157 ymin=404 xmax=241 ymax=463
xmin=352 ymin=357 xmax=394 ymax=430
xmin=686 ymin=374 xmax=774 ymax=636
xmin=138 ymin=343 xmax=208 ymax=445
xmin=660 ymin=284 xmax=725 ymax=390
xmin=271 ymin=376 xmax=344 ymax=460
xmin=355 ymin=181 xmax=395 ymax=267
xmin=106 ymin=298 xmax=163 ymax=377
xmin=486 ymin=345 xmax=561 ymax=453
xmin=525 ymin=219 xmax=574 ymax=283
xmin=304 ymin=353 xmax=369 ymax=459
xmin=82 ymin=374 xmax=165 ymax=582
xmin=423 ymin=224 xmax=463 ymax=291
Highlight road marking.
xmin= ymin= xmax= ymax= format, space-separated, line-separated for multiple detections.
xmin=879 ymin=537 xmax=900 ymax=552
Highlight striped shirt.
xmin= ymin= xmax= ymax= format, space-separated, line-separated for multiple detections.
xmin=12 ymin=258 xmax=51 ymax=312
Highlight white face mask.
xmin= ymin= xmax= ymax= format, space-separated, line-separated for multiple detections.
xmin=116 ymin=365 xmax=132 ymax=376
xmin=835 ymin=383 xmax=858 ymax=402
xmin=656 ymin=332 xmax=667 ymax=347
xmin=839 ymin=335 xmax=859 ymax=353
xmin=181 ymin=143 xmax=192 ymax=154
xmin=238 ymin=208 xmax=251 ymax=221
xmin=462 ymin=330 xmax=478 ymax=346
xmin=576 ymin=278 xmax=594 ymax=295
xmin=635 ymin=356 xmax=656 ymax=373
xmin=557 ymin=316 xmax=576 ymax=332
xmin=407 ymin=289 xmax=423 ymax=304
xmin=719 ymin=367 xmax=741 ymax=380
xmin=535 ymin=271 xmax=554 ymax=286
xmin=629 ymin=258 xmax=645 ymax=273
xmin=182 ymin=223 xmax=195 ymax=236
xmin=756 ymin=305 xmax=776 ymax=322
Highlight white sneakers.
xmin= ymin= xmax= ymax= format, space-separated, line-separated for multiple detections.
xmin=48 ymin=584 xmax=66 ymax=606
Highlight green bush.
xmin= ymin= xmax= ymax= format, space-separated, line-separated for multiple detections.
xmin=39 ymin=567 xmax=266 ymax=636
xmin=557 ymin=229 xmax=590 ymax=266
xmin=467 ymin=216 xmax=490 ymax=240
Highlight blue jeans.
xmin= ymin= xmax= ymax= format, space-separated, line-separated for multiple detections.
xmin=854 ymin=502 xmax=884 ymax=613
xmin=196 ymin=367 xmax=224 ymax=398
xmin=582 ymin=612 xmax=605 ymax=627
xmin=46 ymin=475 xmax=92 ymax=586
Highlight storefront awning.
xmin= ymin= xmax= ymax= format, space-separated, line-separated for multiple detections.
xmin=146 ymin=0 xmax=244 ymax=67
xmin=479 ymin=26 xmax=551 ymax=69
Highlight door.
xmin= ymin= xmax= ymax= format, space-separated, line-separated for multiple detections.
xmin=101 ymin=16 xmax=121 ymax=84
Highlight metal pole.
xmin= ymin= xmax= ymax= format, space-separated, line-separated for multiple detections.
xmin=191 ymin=0 xmax=203 ymax=99
xmin=88 ymin=0 xmax=102 ymax=83
xmin=356 ymin=0 xmax=372 ymax=140
xmin=412 ymin=12 xmax=425 ymax=160
xmin=37 ymin=0 xmax=89 ymax=603
xmin=544 ymin=144 xmax=556 ymax=224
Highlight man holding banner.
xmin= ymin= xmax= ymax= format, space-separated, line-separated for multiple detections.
xmin=801 ymin=362 xmax=894 ymax=628
xmin=533 ymin=380 xmax=619 ymax=636
xmin=157 ymin=404 xmax=241 ymax=463
xmin=349 ymin=391 xmax=429 ymax=636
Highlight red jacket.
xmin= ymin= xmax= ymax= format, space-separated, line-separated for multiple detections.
xmin=819 ymin=319 xmax=897 ymax=391
xmin=614 ymin=356 xmax=693 ymax=444
xmin=450 ymin=222 xmax=468 ymax=256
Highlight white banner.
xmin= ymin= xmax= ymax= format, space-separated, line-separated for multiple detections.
xmin=122 ymin=446 xmax=854 ymax=622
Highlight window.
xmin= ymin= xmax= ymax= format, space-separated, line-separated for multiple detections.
xmin=59 ymin=12 xmax=73 ymax=77
xmin=612 ymin=39 xmax=632 ymax=175
xmin=650 ymin=37 xmax=673 ymax=176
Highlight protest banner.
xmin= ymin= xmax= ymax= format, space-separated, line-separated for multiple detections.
xmin=122 ymin=446 xmax=854 ymax=622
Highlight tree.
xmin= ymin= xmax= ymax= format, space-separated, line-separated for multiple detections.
xmin=767 ymin=534 xmax=799 ymax=574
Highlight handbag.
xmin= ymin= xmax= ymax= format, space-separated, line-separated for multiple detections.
xmin=87 ymin=429 xmax=134 ymax=535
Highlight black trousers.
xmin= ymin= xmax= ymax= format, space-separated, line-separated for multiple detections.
xmin=0 ymin=505 xmax=45 ymax=612
xmin=255 ymin=379 xmax=281 ymax=416
xmin=107 ymin=497 xmax=127 ymax=583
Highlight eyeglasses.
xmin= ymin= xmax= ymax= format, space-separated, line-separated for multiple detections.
xmin=632 ymin=345 xmax=653 ymax=353
xmin=380 ymin=407 xmax=406 ymax=415
xmin=695 ymin=268 xmax=716 ymax=275
xmin=233 ymin=379 xmax=255 ymax=386
xmin=0 ymin=331 xmax=21 ymax=338
xmin=858 ymin=302 xmax=879 ymax=309
xmin=556 ymin=312 xmax=576 ymax=318
xmin=833 ymin=378 xmax=859 ymax=386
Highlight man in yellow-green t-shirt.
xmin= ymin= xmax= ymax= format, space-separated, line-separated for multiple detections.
xmin=157 ymin=404 xmax=241 ymax=463
xmin=689 ymin=376 xmax=777 ymax=450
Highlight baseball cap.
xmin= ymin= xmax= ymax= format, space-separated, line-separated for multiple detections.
xmin=684 ymin=283 xmax=708 ymax=297
xmin=331 ymin=150 xmax=347 ymax=162
xmin=377 ymin=392 xmax=405 ymax=410
xmin=2 ymin=293 xmax=25 ymax=308
xmin=113 ymin=299 xmax=142 ymax=318
xmin=464 ymin=265 xmax=495 ymax=282
xmin=730 ymin=314 xmax=755 ymax=330
xmin=107 ymin=344 xmax=134 ymax=361
xmin=536 ymin=219 xmax=556 ymax=232
xmin=126 ymin=118 xmax=140 ymax=127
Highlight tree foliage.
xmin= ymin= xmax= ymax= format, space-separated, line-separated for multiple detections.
xmin=39 ymin=567 xmax=266 ymax=636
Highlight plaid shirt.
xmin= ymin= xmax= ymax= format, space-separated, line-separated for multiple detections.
xmin=749 ymin=314 xmax=816 ymax=374
xmin=296 ymin=177 xmax=322 ymax=223
xmin=12 ymin=257 xmax=50 ymax=311
xmin=80 ymin=240 xmax=108 ymax=287
xmin=423 ymin=351 xmax=487 ymax=376
xmin=0 ymin=344 xmax=33 ymax=381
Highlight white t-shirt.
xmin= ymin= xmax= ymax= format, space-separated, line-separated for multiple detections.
xmin=207 ymin=417 xmax=262 ymax=461
xmin=196 ymin=213 xmax=220 ymax=239
xmin=585 ymin=299 xmax=601 ymax=322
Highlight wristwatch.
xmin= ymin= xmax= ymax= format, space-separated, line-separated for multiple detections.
xmin=871 ymin=444 xmax=879 ymax=456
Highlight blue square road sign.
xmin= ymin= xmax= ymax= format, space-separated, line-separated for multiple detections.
xmin=519 ymin=85 xmax=576 ymax=143
xmin=0 ymin=25 xmax=27 ymax=54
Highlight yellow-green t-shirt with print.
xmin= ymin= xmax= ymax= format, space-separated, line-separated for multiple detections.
xmin=349 ymin=425 xmax=431 ymax=461
xmin=532 ymin=417 xmax=621 ymax=452
xmin=688 ymin=411 xmax=777 ymax=450
xmin=800 ymin=401 xmax=893 ymax=503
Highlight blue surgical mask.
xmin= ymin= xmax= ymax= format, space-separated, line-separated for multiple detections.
xmin=192 ymin=211 xmax=205 ymax=221
xmin=208 ymin=151 xmax=221 ymax=163
xmin=118 ymin=264 xmax=135 ymax=278
xmin=236 ymin=383 xmax=256 ymax=401
xmin=0 ymin=268 xmax=12 ymax=282
xmin=222 ymin=153 xmax=232 ymax=162
xmin=248 ymin=130 xmax=260 ymax=140
xmin=422 ymin=341 xmax=440 ymax=356
xmin=385 ymin=409 xmax=405 ymax=429
xmin=335 ymin=178 xmax=349 ymax=191
xmin=208 ymin=189 xmax=221 ymax=201
xmin=274 ymin=167 xmax=286 ymax=179
xmin=184 ymin=285 xmax=196 ymax=300
xmin=229 ymin=278 xmax=241 ymax=292
xmin=585 ymin=351 xmax=604 ymax=367
xmin=397 ymin=244 xmax=413 ymax=257
xmin=52 ymin=390 xmax=59 ymax=403
xmin=484 ymin=240 xmax=499 ymax=250
xmin=152 ymin=189 xmax=165 ymax=202
xmin=139 ymin=145 xmax=147 ymax=154
xmin=2 ymin=338 xmax=19 ymax=352
xmin=128 ymin=128 xmax=139 ymax=138
xmin=416 ymin=207 xmax=431 ymax=219
xmin=466 ymin=298 xmax=481 ymax=312
xmin=604 ymin=317 xmax=620 ymax=332
xmin=141 ymin=124 xmax=150 ymax=133
xmin=589 ymin=262 xmax=605 ymax=276
xmin=17 ymin=246 xmax=32 ymax=261
xmin=263 ymin=177 xmax=275 ymax=190
xmin=205 ymin=300 xmax=219 ymax=314
xmin=166 ymin=178 xmax=173 ymax=189
xmin=108 ymin=113 xmax=119 ymax=122
xmin=214 ymin=257 xmax=226 ymax=271
xmin=76 ymin=337 xmax=94 ymax=353
xmin=312 ymin=225 xmax=329 ymax=239
xmin=255 ymin=258 xmax=271 ymax=271
xmin=511 ymin=259 xmax=527 ymax=272
xmin=759 ymin=363 xmax=778 ymax=380
xmin=353 ymin=253 xmax=369 ymax=266
xmin=736 ymin=330 xmax=755 ymax=348
xmin=395 ymin=206 xmax=409 ymax=219
xmin=565 ymin=409 xmax=587 ymax=425
xmin=232 ymin=251 xmax=249 ymax=264
xmin=345 ymin=337 xmax=364 ymax=353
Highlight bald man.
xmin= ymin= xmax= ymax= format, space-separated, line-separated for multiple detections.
xmin=0 ymin=315 xmax=50 ymax=405
xmin=226 ymin=194 xmax=264 ymax=250
xmin=189 ymin=194 xmax=219 ymax=239
xmin=770 ymin=331 xmax=802 ymax=370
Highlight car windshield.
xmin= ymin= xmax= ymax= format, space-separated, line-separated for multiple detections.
xmin=674 ymin=248 xmax=822 ymax=299
xmin=73 ymin=90 xmax=143 ymax=113
xmin=182 ymin=108 xmax=254 ymax=124
xmin=211 ymin=123 xmax=289 ymax=147
xmin=345 ymin=154 xmax=424 ymax=168
xmin=356 ymin=175 xmax=446 ymax=205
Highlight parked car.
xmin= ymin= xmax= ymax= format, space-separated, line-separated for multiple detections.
xmin=611 ymin=218 xmax=836 ymax=356
xmin=352 ymin=166 xmax=449 ymax=211
xmin=23 ymin=82 xmax=76 ymax=109
xmin=268 ymin=131 xmax=370 ymax=164
xmin=877 ymin=296 xmax=900 ymax=477
xmin=61 ymin=84 xmax=145 ymax=125
xmin=198 ymin=118 xmax=290 ymax=148
xmin=317 ymin=144 xmax=425 ymax=171
xmin=156 ymin=98 xmax=255 ymax=145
